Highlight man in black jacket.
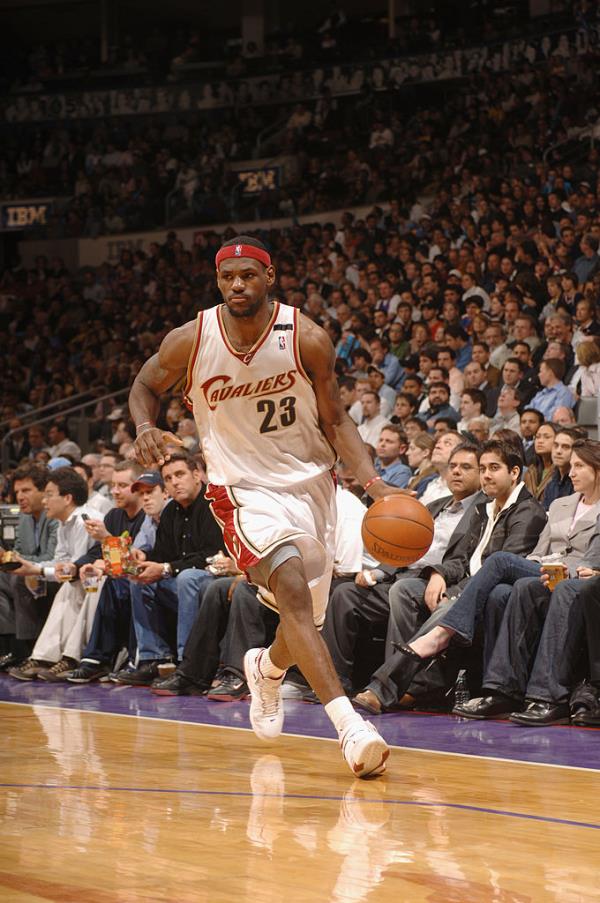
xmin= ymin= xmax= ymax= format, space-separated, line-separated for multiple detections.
xmin=115 ymin=451 xmax=225 ymax=685
xmin=355 ymin=439 xmax=547 ymax=713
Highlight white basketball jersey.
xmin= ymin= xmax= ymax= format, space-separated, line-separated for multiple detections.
xmin=184 ymin=301 xmax=336 ymax=488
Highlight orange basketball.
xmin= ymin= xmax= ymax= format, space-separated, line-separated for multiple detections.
xmin=361 ymin=495 xmax=434 ymax=567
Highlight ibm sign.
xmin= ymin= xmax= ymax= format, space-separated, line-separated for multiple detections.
xmin=236 ymin=167 xmax=279 ymax=194
xmin=1 ymin=201 xmax=53 ymax=229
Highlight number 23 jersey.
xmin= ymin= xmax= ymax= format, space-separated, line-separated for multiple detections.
xmin=184 ymin=301 xmax=336 ymax=488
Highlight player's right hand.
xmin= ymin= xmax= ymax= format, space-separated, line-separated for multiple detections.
xmin=134 ymin=427 xmax=184 ymax=466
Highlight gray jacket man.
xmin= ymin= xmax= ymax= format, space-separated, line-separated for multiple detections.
xmin=0 ymin=510 xmax=58 ymax=652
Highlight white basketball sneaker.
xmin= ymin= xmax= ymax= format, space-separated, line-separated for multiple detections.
xmin=339 ymin=720 xmax=389 ymax=777
xmin=244 ymin=648 xmax=285 ymax=741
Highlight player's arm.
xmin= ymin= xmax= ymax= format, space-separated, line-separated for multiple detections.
xmin=129 ymin=321 xmax=195 ymax=466
xmin=299 ymin=316 xmax=407 ymax=500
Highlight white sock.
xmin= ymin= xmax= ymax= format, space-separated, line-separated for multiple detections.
xmin=325 ymin=696 xmax=363 ymax=734
xmin=258 ymin=647 xmax=286 ymax=681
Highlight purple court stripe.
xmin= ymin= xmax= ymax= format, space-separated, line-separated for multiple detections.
xmin=0 ymin=782 xmax=598 ymax=831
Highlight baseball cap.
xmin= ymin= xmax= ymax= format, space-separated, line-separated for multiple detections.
xmin=48 ymin=456 xmax=72 ymax=470
xmin=131 ymin=471 xmax=164 ymax=491
xmin=107 ymin=407 xmax=125 ymax=421
xmin=367 ymin=364 xmax=385 ymax=376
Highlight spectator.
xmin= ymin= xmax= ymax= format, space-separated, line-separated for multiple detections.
xmin=552 ymin=406 xmax=577 ymax=428
xmin=529 ymin=359 xmax=576 ymax=421
xmin=73 ymin=462 xmax=113 ymax=516
xmin=405 ymin=433 xmax=437 ymax=498
xmin=542 ymin=427 xmax=580 ymax=510
xmin=421 ymin=382 xmax=459 ymax=431
xmin=490 ymin=387 xmax=522 ymax=435
xmin=67 ymin=470 xmax=170 ymax=683
xmin=7 ymin=468 xmax=105 ymax=681
xmin=419 ymin=431 xmax=463 ymax=506
xmin=368 ymin=337 xmax=404 ymax=391
xmin=0 ymin=464 xmax=58 ymax=668
xmin=374 ymin=425 xmax=411 ymax=489
xmin=47 ymin=422 xmax=82 ymax=462
xmin=366 ymin=365 xmax=396 ymax=418
xmin=113 ymin=452 xmax=225 ymax=685
xmin=357 ymin=391 xmax=390 ymax=447
xmin=524 ymin=422 xmax=559 ymax=501
xmin=568 ymin=340 xmax=600 ymax=398
xmin=457 ymin=389 xmax=486 ymax=434
xmin=519 ymin=407 xmax=544 ymax=465
xmin=574 ymin=234 xmax=600 ymax=286
xmin=444 ymin=325 xmax=472 ymax=371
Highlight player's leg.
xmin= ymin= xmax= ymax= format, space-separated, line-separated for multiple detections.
xmin=245 ymin=553 xmax=389 ymax=777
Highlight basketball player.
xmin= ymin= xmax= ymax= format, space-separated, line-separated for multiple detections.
xmin=130 ymin=236 xmax=402 ymax=777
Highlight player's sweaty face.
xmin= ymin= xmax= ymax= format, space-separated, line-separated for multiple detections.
xmin=217 ymin=259 xmax=269 ymax=319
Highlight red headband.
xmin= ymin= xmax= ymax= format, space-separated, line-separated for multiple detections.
xmin=215 ymin=244 xmax=271 ymax=269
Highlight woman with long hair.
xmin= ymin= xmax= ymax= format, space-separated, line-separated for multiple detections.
xmin=524 ymin=421 xmax=559 ymax=500
xmin=406 ymin=433 xmax=437 ymax=497
xmin=568 ymin=339 xmax=600 ymax=399
xmin=354 ymin=439 xmax=600 ymax=717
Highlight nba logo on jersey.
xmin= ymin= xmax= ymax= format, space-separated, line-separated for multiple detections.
xmin=234 ymin=244 xmax=242 ymax=256
xmin=278 ymin=335 xmax=286 ymax=350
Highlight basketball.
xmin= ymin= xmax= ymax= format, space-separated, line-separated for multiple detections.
xmin=361 ymin=495 xmax=435 ymax=567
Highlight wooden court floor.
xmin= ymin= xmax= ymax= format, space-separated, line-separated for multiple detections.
xmin=0 ymin=701 xmax=599 ymax=903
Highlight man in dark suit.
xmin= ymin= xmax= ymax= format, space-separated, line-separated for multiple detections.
xmin=319 ymin=443 xmax=482 ymax=697
xmin=354 ymin=438 xmax=547 ymax=713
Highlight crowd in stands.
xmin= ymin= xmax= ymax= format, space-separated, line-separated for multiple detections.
xmin=0 ymin=4 xmax=597 ymax=234
xmin=2 ymin=147 xmax=600 ymax=722
xmin=1 ymin=2 xmax=540 ymax=94
xmin=1 ymin=2 xmax=600 ymax=727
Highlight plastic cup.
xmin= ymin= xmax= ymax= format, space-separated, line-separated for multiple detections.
xmin=543 ymin=563 xmax=568 ymax=591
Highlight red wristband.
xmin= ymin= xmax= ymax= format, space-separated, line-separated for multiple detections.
xmin=363 ymin=476 xmax=383 ymax=492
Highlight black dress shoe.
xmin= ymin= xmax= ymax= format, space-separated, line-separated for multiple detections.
xmin=0 ymin=652 xmax=17 ymax=672
xmin=574 ymin=704 xmax=600 ymax=726
xmin=151 ymin=671 xmax=207 ymax=696
xmin=114 ymin=660 xmax=171 ymax=686
xmin=509 ymin=700 xmax=570 ymax=726
xmin=453 ymin=692 xmax=520 ymax=720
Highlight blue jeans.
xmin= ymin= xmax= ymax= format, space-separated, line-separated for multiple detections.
xmin=435 ymin=552 xmax=543 ymax=643
xmin=130 ymin=569 xmax=214 ymax=662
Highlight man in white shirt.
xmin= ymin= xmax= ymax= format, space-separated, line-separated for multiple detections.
xmin=47 ymin=422 xmax=82 ymax=462
xmin=419 ymin=431 xmax=463 ymax=506
xmin=9 ymin=467 xmax=104 ymax=681
xmin=74 ymin=462 xmax=113 ymax=516
xmin=485 ymin=323 xmax=511 ymax=370
xmin=357 ymin=392 xmax=391 ymax=447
